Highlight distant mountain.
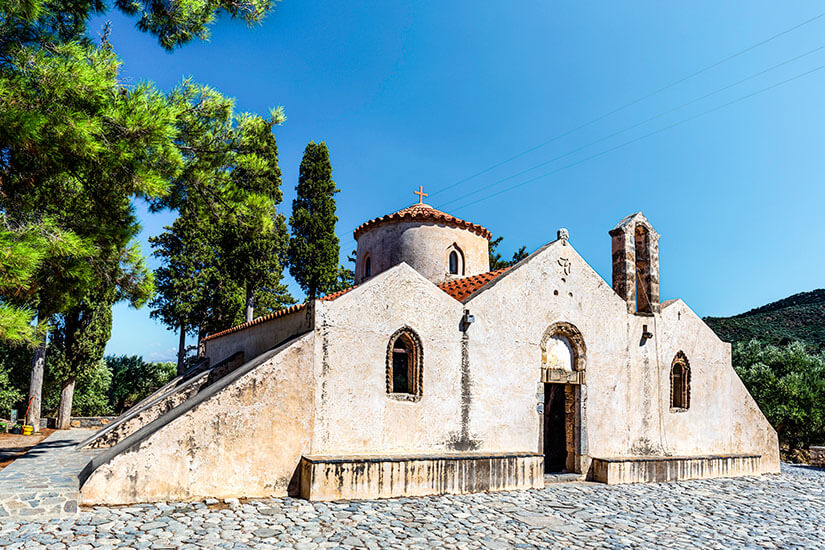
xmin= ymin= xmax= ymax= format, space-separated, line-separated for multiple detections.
xmin=704 ymin=289 xmax=825 ymax=350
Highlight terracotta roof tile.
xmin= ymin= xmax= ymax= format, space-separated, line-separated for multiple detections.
xmin=353 ymin=203 xmax=492 ymax=241
xmin=202 ymin=285 xmax=360 ymax=343
xmin=204 ymin=267 xmax=510 ymax=344
xmin=437 ymin=268 xmax=510 ymax=302
xmin=202 ymin=303 xmax=307 ymax=343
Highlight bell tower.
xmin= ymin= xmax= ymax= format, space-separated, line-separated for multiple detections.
xmin=609 ymin=212 xmax=660 ymax=314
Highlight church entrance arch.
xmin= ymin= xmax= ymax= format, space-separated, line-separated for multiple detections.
xmin=540 ymin=322 xmax=586 ymax=474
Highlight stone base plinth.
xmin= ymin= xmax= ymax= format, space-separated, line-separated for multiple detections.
xmin=591 ymin=454 xmax=761 ymax=485
xmin=299 ymin=452 xmax=543 ymax=501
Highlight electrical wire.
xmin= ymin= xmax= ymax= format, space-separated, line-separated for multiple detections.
xmin=449 ymin=60 xmax=825 ymax=212
xmin=435 ymin=41 xmax=825 ymax=209
xmin=428 ymin=9 xmax=825 ymax=200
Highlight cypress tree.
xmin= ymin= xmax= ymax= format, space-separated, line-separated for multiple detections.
xmin=48 ymin=288 xmax=116 ymax=429
xmin=287 ymin=142 xmax=341 ymax=300
xmin=220 ymin=113 xmax=293 ymax=323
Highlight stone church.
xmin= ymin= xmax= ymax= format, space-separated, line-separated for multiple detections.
xmin=77 ymin=192 xmax=779 ymax=504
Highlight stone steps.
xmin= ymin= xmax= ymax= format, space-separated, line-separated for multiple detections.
xmin=0 ymin=430 xmax=99 ymax=520
xmin=543 ymin=472 xmax=583 ymax=485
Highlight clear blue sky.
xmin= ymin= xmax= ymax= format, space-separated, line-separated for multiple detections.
xmin=99 ymin=1 xmax=825 ymax=361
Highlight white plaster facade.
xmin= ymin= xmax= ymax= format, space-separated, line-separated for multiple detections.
xmin=79 ymin=205 xmax=779 ymax=504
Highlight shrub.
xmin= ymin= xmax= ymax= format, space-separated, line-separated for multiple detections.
xmin=733 ymin=340 xmax=825 ymax=452
xmin=106 ymin=355 xmax=176 ymax=414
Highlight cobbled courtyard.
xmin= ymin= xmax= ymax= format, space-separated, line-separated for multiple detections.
xmin=1 ymin=464 xmax=823 ymax=549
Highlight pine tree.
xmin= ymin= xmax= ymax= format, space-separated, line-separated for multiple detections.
xmin=0 ymin=1 xmax=284 ymax=427
xmin=287 ymin=142 xmax=341 ymax=300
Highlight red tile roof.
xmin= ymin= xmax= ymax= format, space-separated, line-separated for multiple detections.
xmin=437 ymin=268 xmax=510 ymax=302
xmin=202 ymin=285 xmax=359 ymax=343
xmin=353 ymin=203 xmax=492 ymax=241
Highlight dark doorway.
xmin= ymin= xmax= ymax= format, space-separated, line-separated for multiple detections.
xmin=543 ymin=383 xmax=568 ymax=473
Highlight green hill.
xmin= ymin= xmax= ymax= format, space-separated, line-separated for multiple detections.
xmin=704 ymin=289 xmax=825 ymax=349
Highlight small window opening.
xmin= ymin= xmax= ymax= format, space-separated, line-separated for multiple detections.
xmin=634 ymin=224 xmax=652 ymax=313
xmin=387 ymin=329 xmax=422 ymax=397
xmin=449 ymin=251 xmax=459 ymax=274
xmin=364 ymin=256 xmax=371 ymax=278
xmin=392 ymin=339 xmax=411 ymax=393
xmin=670 ymin=352 xmax=691 ymax=410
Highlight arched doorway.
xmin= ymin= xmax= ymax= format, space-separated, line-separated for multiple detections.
xmin=540 ymin=322 xmax=586 ymax=474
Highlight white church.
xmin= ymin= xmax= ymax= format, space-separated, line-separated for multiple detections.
xmin=77 ymin=190 xmax=779 ymax=504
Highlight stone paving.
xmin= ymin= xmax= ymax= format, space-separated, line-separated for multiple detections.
xmin=0 ymin=463 xmax=822 ymax=548
xmin=0 ymin=429 xmax=98 ymax=520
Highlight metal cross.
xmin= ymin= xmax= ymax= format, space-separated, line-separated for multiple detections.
xmin=414 ymin=186 xmax=428 ymax=204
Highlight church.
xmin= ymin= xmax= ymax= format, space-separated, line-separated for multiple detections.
xmin=77 ymin=189 xmax=779 ymax=504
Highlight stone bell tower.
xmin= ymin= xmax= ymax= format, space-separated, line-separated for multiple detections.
xmin=608 ymin=212 xmax=660 ymax=314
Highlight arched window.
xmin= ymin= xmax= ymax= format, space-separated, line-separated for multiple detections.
xmin=364 ymin=255 xmax=371 ymax=278
xmin=670 ymin=351 xmax=691 ymax=410
xmin=386 ymin=328 xmax=423 ymax=398
xmin=446 ymin=244 xmax=464 ymax=276
xmin=540 ymin=322 xmax=586 ymax=374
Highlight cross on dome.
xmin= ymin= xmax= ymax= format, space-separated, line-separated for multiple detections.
xmin=414 ymin=186 xmax=428 ymax=204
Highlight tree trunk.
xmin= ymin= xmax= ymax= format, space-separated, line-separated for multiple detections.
xmin=245 ymin=287 xmax=254 ymax=323
xmin=26 ymin=328 xmax=47 ymax=432
xmin=177 ymin=323 xmax=186 ymax=376
xmin=56 ymin=377 xmax=76 ymax=430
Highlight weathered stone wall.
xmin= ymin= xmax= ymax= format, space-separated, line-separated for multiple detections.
xmin=203 ymin=306 xmax=311 ymax=365
xmin=355 ymin=221 xmax=490 ymax=285
xmin=80 ymin=352 xmax=245 ymax=449
xmin=591 ymin=454 xmax=762 ymax=484
xmin=314 ymin=239 xmax=779 ymax=477
xmin=463 ymin=239 xmax=778 ymax=474
xmin=313 ymin=264 xmax=467 ymax=455
xmin=80 ymin=333 xmax=315 ymax=505
xmin=299 ymin=452 xmax=543 ymax=500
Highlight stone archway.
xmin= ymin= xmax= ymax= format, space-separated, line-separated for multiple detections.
xmin=539 ymin=322 xmax=586 ymax=474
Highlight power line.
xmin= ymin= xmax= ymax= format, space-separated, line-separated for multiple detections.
xmin=436 ymin=40 xmax=825 ymax=209
xmin=448 ymin=60 xmax=825 ymax=212
xmin=429 ymin=9 xmax=825 ymax=199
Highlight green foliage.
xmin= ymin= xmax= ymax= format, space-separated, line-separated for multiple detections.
xmin=0 ymin=220 xmax=93 ymax=345
xmin=733 ymin=340 xmax=825 ymax=450
xmin=0 ymin=0 xmax=276 ymax=53
xmin=0 ymin=365 xmax=23 ymax=418
xmin=150 ymin=103 xmax=294 ymax=353
xmin=705 ymin=289 xmax=825 ymax=350
xmin=105 ymin=355 xmax=175 ymax=413
xmin=327 ymin=265 xmax=355 ymax=294
xmin=64 ymin=358 xmax=111 ymax=416
xmin=0 ymin=0 xmax=286 ymax=423
xmin=489 ymin=236 xmax=529 ymax=270
xmin=47 ymin=288 xmax=115 ymax=384
xmin=0 ymin=343 xmax=30 ymax=417
xmin=116 ymin=0 xmax=277 ymax=50
xmin=219 ymin=111 xmax=292 ymax=321
xmin=287 ymin=142 xmax=340 ymax=299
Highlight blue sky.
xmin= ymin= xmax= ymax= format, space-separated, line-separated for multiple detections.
xmin=99 ymin=2 xmax=825 ymax=361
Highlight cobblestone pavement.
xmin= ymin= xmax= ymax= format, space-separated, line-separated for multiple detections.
xmin=0 ymin=429 xmax=98 ymax=519
xmin=0 ymin=464 xmax=822 ymax=549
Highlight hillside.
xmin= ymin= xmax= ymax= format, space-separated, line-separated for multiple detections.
xmin=704 ymin=289 xmax=825 ymax=349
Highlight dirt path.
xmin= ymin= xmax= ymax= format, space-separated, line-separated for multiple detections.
xmin=0 ymin=429 xmax=55 ymax=470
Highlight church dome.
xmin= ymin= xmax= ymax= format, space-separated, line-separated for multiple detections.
xmin=353 ymin=193 xmax=492 ymax=285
